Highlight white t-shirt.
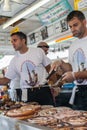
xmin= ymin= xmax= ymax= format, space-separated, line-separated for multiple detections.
xmin=9 ymin=77 xmax=20 ymax=89
xmin=69 ymin=36 xmax=87 ymax=85
xmin=5 ymin=48 xmax=51 ymax=88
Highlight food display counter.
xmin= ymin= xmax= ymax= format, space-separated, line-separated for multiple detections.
xmin=0 ymin=100 xmax=87 ymax=130
xmin=1 ymin=108 xmax=87 ymax=130
xmin=0 ymin=115 xmax=51 ymax=130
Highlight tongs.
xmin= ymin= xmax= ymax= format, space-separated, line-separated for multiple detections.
xmin=46 ymin=69 xmax=56 ymax=80
xmin=52 ymin=76 xmax=63 ymax=88
xmin=46 ymin=69 xmax=63 ymax=88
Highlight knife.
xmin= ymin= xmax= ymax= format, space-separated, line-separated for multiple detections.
xmin=46 ymin=69 xmax=56 ymax=80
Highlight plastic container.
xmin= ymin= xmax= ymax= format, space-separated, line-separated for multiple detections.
xmin=62 ymin=83 xmax=75 ymax=89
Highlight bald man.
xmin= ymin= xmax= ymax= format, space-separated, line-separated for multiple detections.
xmin=37 ymin=42 xmax=49 ymax=55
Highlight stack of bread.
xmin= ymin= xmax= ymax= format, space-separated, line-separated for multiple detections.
xmin=6 ymin=104 xmax=41 ymax=120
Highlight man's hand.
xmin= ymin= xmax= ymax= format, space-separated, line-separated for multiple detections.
xmin=62 ymin=71 xmax=75 ymax=83
xmin=51 ymin=60 xmax=62 ymax=71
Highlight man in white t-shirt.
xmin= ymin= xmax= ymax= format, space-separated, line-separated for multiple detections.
xmin=51 ymin=10 xmax=87 ymax=110
xmin=0 ymin=31 xmax=54 ymax=105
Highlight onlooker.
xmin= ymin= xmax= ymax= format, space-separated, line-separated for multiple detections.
xmin=37 ymin=42 xmax=60 ymax=105
xmin=0 ymin=31 xmax=55 ymax=105
xmin=37 ymin=41 xmax=49 ymax=55
xmin=51 ymin=10 xmax=87 ymax=110
xmin=37 ymin=42 xmax=50 ymax=79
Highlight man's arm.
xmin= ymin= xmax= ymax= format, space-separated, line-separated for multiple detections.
xmin=61 ymin=60 xmax=72 ymax=72
xmin=0 ymin=77 xmax=10 ymax=85
xmin=74 ymin=70 xmax=87 ymax=79
xmin=45 ymin=64 xmax=51 ymax=73
xmin=62 ymin=70 xmax=87 ymax=83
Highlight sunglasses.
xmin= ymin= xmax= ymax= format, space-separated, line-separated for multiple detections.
xmin=38 ymin=45 xmax=49 ymax=48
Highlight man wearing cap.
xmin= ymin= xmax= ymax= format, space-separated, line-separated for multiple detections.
xmin=37 ymin=42 xmax=49 ymax=55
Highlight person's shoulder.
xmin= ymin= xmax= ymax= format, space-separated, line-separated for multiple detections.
xmin=70 ymin=38 xmax=79 ymax=46
xmin=81 ymin=36 xmax=87 ymax=41
xmin=10 ymin=52 xmax=19 ymax=63
xmin=30 ymin=47 xmax=44 ymax=53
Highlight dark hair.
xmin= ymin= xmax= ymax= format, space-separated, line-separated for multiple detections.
xmin=11 ymin=31 xmax=27 ymax=45
xmin=67 ymin=10 xmax=85 ymax=22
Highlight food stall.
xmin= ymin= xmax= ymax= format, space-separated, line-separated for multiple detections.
xmin=0 ymin=2 xmax=86 ymax=128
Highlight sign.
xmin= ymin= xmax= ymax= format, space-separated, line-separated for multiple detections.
xmin=40 ymin=26 xmax=48 ymax=40
xmin=28 ymin=33 xmax=36 ymax=45
xmin=74 ymin=0 xmax=87 ymax=10
xmin=47 ymin=24 xmax=54 ymax=36
xmin=60 ymin=18 xmax=68 ymax=32
xmin=37 ymin=0 xmax=72 ymax=25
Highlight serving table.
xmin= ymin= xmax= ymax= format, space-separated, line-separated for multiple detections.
xmin=0 ymin=115 xmax=51 ymax=130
